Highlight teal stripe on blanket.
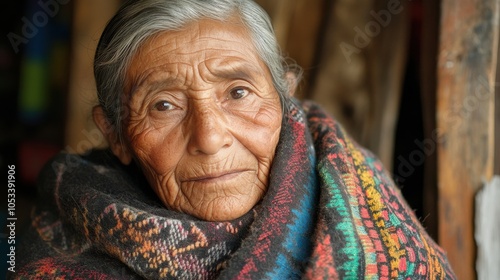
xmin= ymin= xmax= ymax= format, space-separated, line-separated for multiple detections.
xmin=321 ymin=164 xmax=362 ymax=280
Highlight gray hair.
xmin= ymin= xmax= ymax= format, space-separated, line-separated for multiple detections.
xmin=94 ymin=0 xmax=299 ymax=137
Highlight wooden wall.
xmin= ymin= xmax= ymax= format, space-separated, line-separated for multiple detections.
xmin=437 ymin=0 xmax=499 ymax=279
xmin=308 ymin=0 xmax=410 ymax=171
xmin=256 ymin=0 xmax=411 ymax=171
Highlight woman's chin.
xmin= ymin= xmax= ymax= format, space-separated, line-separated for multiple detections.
xmin=176 ymin=196 xmax=259 ymax=222
xmin=160 ymin=172 xmax=265 ymax=221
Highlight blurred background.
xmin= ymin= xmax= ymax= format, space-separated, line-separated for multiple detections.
xmin=1 ymin=0 xmax=498 ymax=279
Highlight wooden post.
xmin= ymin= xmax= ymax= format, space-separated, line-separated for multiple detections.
xmin=364 ymin=0 xmax=409 ymax=170
xmin=253 ymin=0 xmax=297 ymax=47
xmin=436 ymin=0 xmax=499 ymax=279
xmin=65 ymin=0 xmax=120 ymax=153
xmin=309 ymin=0 xmax=409 ymax=170
xmin=254 ymin=0 xmax=325 ymax=98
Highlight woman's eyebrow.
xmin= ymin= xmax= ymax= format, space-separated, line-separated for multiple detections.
xmin=131 ymin=77 xmax=179 ymax=98
xmin=209 ymin=62 xmax=264 ymax=81
xmin=213 ymin=68 xmax=253 ymax=81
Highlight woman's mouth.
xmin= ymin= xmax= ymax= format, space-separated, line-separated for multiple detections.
xmin=185 ymin=170 xmax=250 ymax=183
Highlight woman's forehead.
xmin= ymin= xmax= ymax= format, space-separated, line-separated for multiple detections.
xmin=125 ymin=19 xmax=270 ymax=91
xmin=133 ymin=18 xmax=256 ymax=60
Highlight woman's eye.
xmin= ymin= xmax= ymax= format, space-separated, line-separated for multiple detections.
xmin=229 ymin=87 xmax=249 ymax=100
xmin=154 ymin=101 xmax=174 ymax=111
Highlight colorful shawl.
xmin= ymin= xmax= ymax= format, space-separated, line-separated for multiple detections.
xmin=11 ymin=100 xmax=455 ymax=279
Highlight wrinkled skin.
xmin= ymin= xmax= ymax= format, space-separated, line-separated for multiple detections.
xmin=94 ymin=18 xmax=283 ymax=221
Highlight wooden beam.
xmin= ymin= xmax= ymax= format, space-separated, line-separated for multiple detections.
xmin=253 ymin=0 xmax=297 ymax=48
xmin=436 ymin=0 xmax=499 ymax=279
xmin=284 ymin=0 xmax=325 ymax=98
xmin=254 ymin=0 xmax=325 ymax=98
xmin=364 ymin=0 xmax=409 ymax=170
xmin=309 ymin=0 xmax=409 ymax=170
xmin=65 ymin=0 xmax=120 ymax=153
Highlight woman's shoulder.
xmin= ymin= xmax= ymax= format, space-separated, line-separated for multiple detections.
xmin=43 ymin=149 xmax=121 ymax=175
xmin=37 ymin=149 xmax=150 ymax=202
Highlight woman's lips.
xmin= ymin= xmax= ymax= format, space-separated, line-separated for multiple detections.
xmin=185 ymin=170 xmax=249 ymax=183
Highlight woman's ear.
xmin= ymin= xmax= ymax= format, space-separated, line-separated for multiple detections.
xmin=92 ymin=106 xmax=132 ymax=165
xmin=286 ymin=71 xmax=298 ymax=97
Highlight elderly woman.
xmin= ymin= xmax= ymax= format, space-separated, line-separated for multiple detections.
xmin=13 ymin=0 xmax=455 ymax=279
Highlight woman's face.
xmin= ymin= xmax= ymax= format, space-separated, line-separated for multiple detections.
xmin=122 ymin=19 xmax=282 ymax=221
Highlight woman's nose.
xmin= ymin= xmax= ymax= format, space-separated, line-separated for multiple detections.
xmin=187 ymin=104 xmax=233 ymax=155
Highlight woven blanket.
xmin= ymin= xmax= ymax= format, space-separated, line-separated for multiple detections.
xmin=11 ymin=100 xmax=455 ymax=279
